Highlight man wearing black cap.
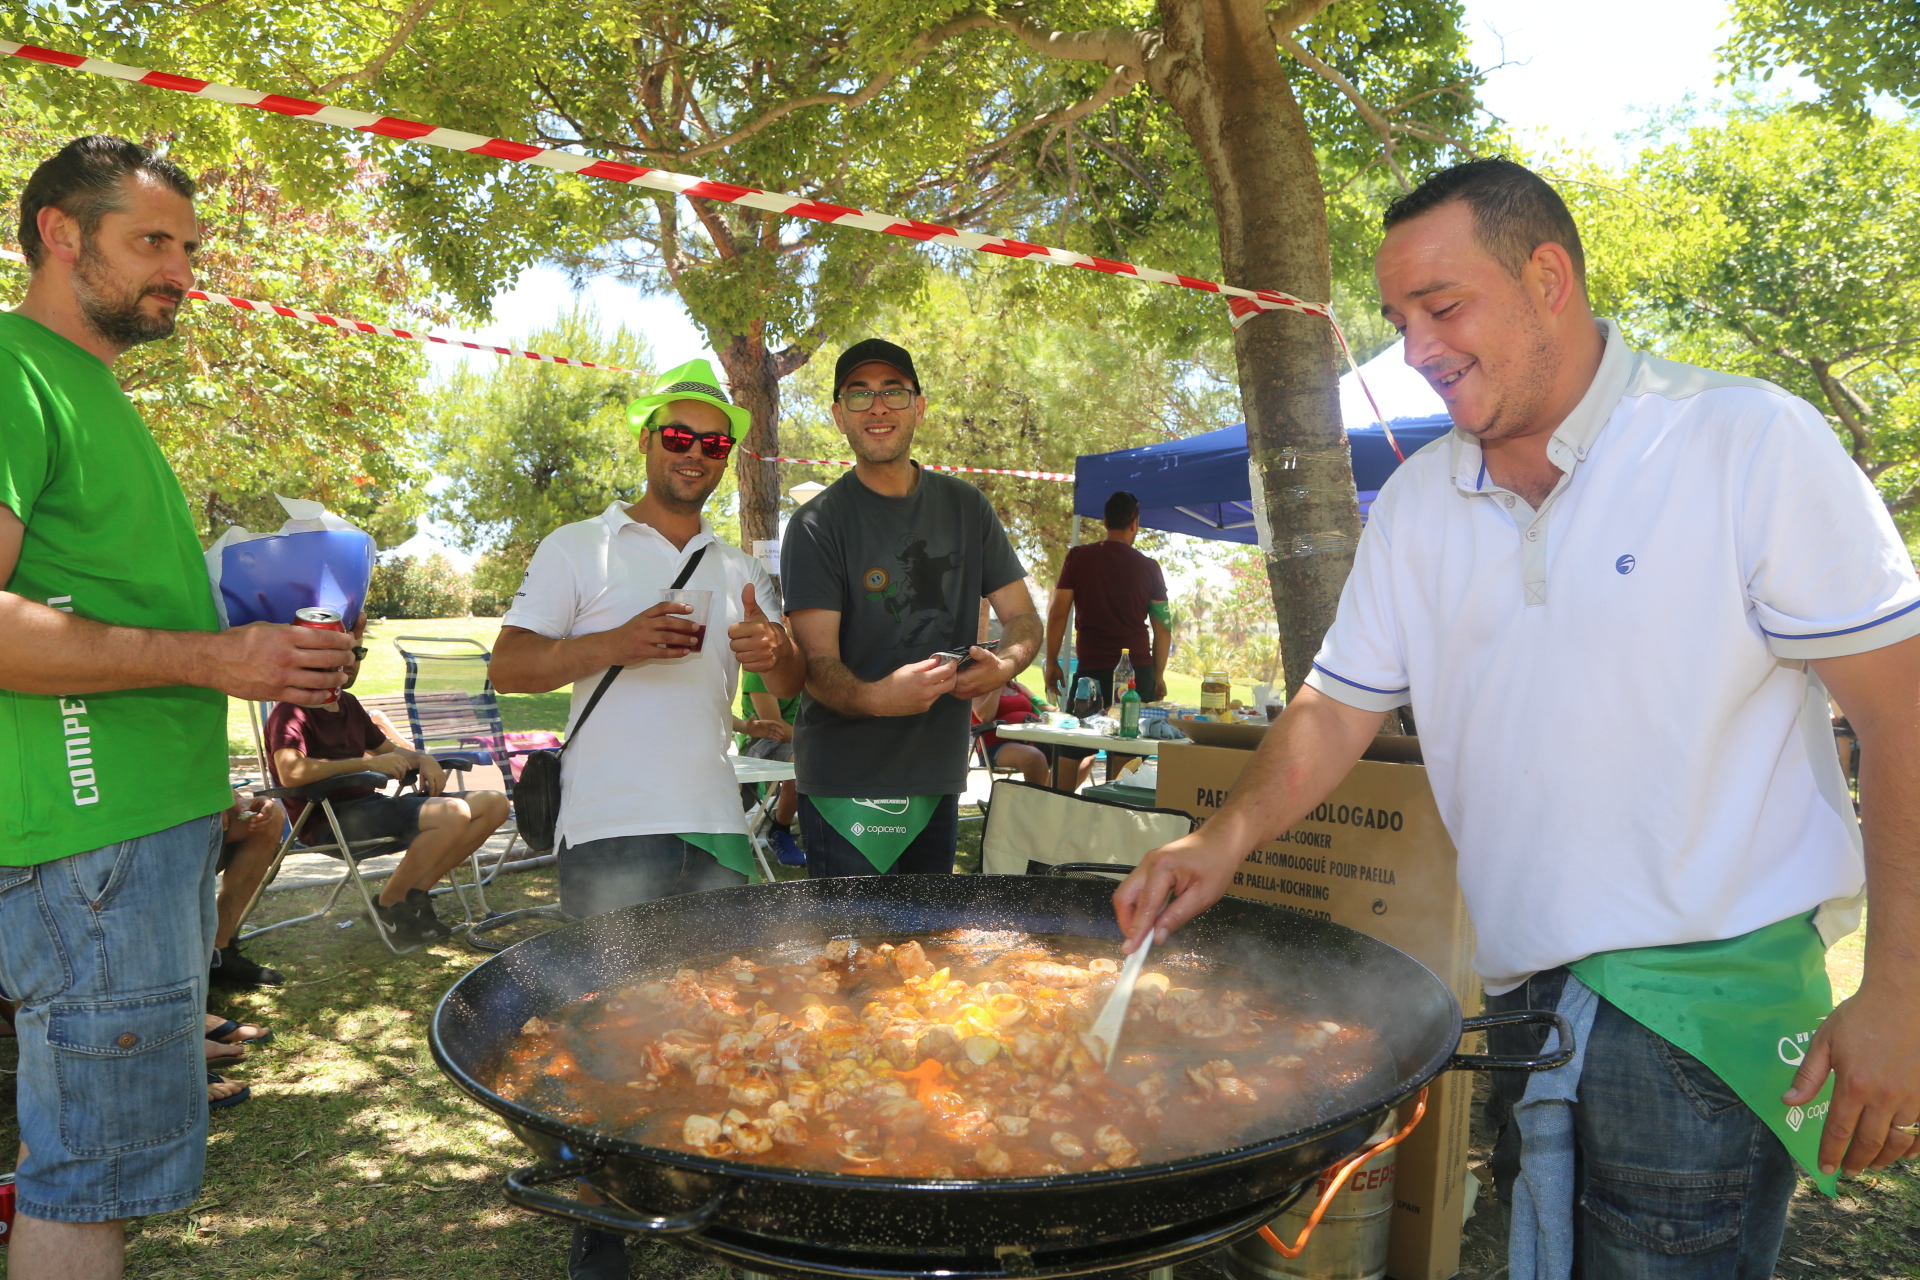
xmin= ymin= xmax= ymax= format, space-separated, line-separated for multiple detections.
xmin=781 ymin=339 xmax=1042 ymax=877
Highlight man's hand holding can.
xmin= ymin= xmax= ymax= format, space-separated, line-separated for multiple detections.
xmin=194 ymin=619 xmax=355 ymax=705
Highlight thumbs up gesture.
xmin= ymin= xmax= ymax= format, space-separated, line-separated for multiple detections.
xmin=727 ymin=582 xmax=791 ymax=673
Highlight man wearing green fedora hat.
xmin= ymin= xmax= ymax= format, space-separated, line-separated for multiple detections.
xmin=490 ymin=355 xmax=805 ymax=1280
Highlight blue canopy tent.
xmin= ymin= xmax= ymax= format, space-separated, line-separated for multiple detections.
xmin=1072 ymin=414 xmax=1454 ymax=544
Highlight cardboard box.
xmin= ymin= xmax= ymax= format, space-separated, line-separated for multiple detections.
xmin=1156 ymin=740 xmax=1479 ymax=1280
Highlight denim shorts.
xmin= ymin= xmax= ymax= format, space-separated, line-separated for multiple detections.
xmin=0 ymin=814 xmax=223 ymax=1223
xmin=301 ymin=792 xmax=428 ymax=858
xmin=557 ymin=832 xmax=747 ymax=920
xmin=1484 ymin=968 xmax=1798 ymax=1279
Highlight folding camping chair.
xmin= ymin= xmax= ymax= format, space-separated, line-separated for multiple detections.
xmin=980 ymin=778 xmax=1197 ymax=878
xmin=379 ymin=634 xmax=550 ymax=873
xmin=234 ymin=712 xmax=492 ymax=955
xmin=968 ymin=719 xmax=1028 ymax=825
xmin=384 ymin=635 xmax=577 ymax=949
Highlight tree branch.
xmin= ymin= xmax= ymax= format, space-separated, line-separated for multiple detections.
xmin=1265 ymin=0 xmax=1340 ymax=37
xmin=313 ymin=0 xmax=437 ymax=95
xmin=1810 ymin=356 xmax=1874 ymax=465
xmin=968 ymin=63 xmax=1145 ymax=163
xmin=1273 ymin=31 xmax=1408 ymax=191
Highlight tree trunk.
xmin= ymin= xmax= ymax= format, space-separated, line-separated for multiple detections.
xmin=1149 ymin=0 xmax=1360 ymax=696
xmin=715 ymin=332 xmax=783 ymax=547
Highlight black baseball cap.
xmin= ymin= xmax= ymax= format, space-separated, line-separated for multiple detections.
xmin=834 ymin=338 xmax=920 ymax=397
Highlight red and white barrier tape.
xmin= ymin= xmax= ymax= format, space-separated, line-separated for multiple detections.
xmin=0 ymin=246 xmax=646 ymax=373
xmin=0 ymin=37 xmax=1402 ymax=460
xmin=0 ymin=247 xmax=1072 ymax=480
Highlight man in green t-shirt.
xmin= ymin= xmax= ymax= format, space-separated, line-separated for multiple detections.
xmin=0 ymin=137 xmax=354 ymax=1280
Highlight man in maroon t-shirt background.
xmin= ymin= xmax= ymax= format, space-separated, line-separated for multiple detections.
xmin=1044 ymin=490 xmax=1171 ymax=716
xmin=264 ymin=620 xmax=509 ymax=945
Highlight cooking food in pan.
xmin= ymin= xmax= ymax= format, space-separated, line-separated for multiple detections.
xmin=494 ymin=929 xmax=1391 ymax=1178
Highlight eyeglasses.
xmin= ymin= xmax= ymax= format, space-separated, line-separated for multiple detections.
xmin=655 ymin=424 xmax=736 ymax=460
xmin=838 ymin=387 xmax=915 ymax=412
xmin=350 ymin=646 xmax=368 ymax=660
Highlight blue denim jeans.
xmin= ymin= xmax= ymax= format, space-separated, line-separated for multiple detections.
xmin=557 ymin=832 xmax=746 ymax=920
xmin=797 ymin=794 xmax=959 ymax=878
xmin=0 ymin=815 xmax=223 ymax=1223
xmin=1485 ymin=968 xmax=1798 ymax=1279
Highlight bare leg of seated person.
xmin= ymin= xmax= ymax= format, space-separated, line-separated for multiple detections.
xmin=1054 ymin=752 xmax=1097 ymax=793
xmin=995 ymin=743 xmax=1053 ymax=789
xmin=210 ymin=799 xmax=286 ymax=987
xmin=374 ymin=791 xmax=510 ymax=941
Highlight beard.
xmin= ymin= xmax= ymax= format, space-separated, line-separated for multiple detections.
xmin=73 ymin=238 xmax=185 ymax=347
xmin=1452 ymin=314 xmax=1560 ymax=442
xmin=845 ymin=415 xmax=916 ymax=465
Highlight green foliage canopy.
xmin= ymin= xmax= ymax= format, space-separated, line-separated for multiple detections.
xmin=0 ymin=81 xmax=434 ymax=545
xmin=1564 ymin=102 xmax=1920 ymax=527
xmin=1723 ymin=0 xmax=1920 ymax=112
xmin=425 ymin=310 xmax=671 ymax=565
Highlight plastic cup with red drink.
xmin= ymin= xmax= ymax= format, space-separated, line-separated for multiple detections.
xmin=658 ymin=589 xmax=712 ymax=653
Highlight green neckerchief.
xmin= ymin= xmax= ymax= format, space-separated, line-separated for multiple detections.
xmin=678 ymin=832 xmax=759 ymax=882
xmin=805 ymin=796 xmax=943 ymax=872
xmin=1570 ymin=914 xmax=1839 ymax=1197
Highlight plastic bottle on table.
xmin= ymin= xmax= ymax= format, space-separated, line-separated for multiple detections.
xmin=1112 ymin=653 xmax=1134 ymax=714
xmin=1118 ymin=668 xmax=1142 ymax=739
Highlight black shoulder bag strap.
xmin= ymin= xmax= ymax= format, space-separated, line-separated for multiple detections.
xmin=559 ymin=542 xmax=709 ymax=756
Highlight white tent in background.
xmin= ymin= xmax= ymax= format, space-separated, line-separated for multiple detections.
xmin=1338 ymin=339 xmax=1448 ymax=430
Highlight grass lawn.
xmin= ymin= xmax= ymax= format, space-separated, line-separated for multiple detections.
xmin=225 ymin=616 xmax=571 ymax=757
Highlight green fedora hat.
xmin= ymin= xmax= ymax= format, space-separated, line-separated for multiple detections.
xmin=626 ymin=358 xmax=752 ymax=438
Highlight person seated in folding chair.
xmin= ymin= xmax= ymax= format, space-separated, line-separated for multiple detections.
xmin=265 ymin=621 xmax=510 ymax=945
xmin=208 ymin=789 xmax=286 ymax=988
xmin=733 ymin=668 xmax=803 ymax=866
xmin=970 ymin=677 xmax=1054 ymax=788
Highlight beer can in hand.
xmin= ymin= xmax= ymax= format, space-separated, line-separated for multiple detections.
xmin=292 ymin=607 xmax=346 ymax=704
xmin=1 ymin=1171 xmax=17 ymax=1246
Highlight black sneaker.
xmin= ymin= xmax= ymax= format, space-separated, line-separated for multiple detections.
xmin=372 ymin=898 xmax=434 ymax=944
xmin=209 ymin=943 xmax=285 ymax=987
xmin=568 ymin=1225 xmax=631 ymax=1279
xmin=406 ymin=888 xmax=455 ymax=940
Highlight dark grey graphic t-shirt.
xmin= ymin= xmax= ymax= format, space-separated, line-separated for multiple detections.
xmin=781 ymin=466 xmax=1026 ymax=797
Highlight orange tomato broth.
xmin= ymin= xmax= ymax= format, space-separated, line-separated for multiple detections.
xmin=493 ymin=930 xmax=1389 ymax=1179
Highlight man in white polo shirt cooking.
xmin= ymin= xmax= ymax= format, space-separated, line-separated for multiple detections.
xmin=1116 ymin=159 xmax=1920 ymax=1279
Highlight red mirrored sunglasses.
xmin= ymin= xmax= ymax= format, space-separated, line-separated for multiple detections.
xmin=655 ymin=424 xmax=736 ymax=460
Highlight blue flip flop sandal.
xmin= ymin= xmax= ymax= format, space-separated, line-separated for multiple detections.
xmin=206 ymin=1018 xmax=273 ymax=1047
xmin=207 ymin=1072 xmax=251 ymax=1110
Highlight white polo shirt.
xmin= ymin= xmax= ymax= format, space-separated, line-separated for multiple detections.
xmin=501 ymin=504 xmax=776 ymax=848
xmin=1306 ymin=320 xmax=1920 ymax=994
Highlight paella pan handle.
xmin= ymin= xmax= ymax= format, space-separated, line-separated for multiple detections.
xmin=504 ymin=1159 xmax=729 ymax=1237
xmin=1046 ymin=862 xmax=1132 ymax=878
xmin=1449 ymin=1010 xmax=1576 ymax=1072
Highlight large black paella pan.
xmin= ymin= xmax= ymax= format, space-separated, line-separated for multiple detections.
xmin=430 ymin=872 xmax=1567 ymax=1278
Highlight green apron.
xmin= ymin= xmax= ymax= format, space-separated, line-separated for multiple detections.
xmin=679 ymin=832 xmax=759 ymax=882
xmin=1570 ymin=914 xmax=1840 ymax=1197
xmin=806 ymin=796 xmax=943 ymax=872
